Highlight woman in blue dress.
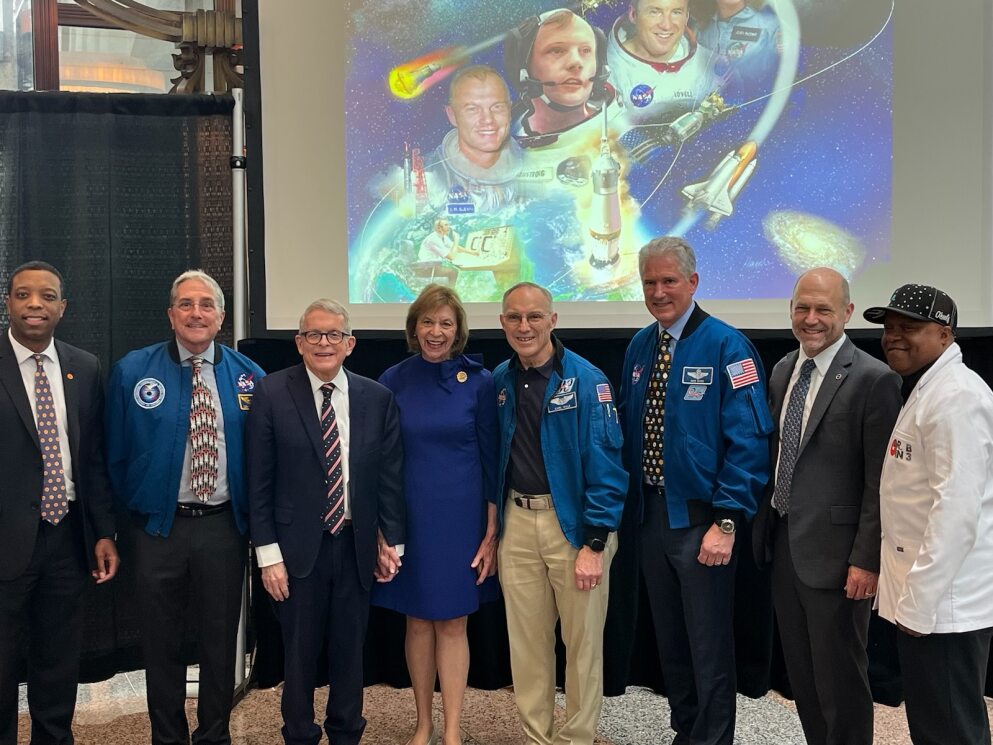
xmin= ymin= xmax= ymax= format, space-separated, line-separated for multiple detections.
xmin=372 ymin=284 xmax=499 ymax=745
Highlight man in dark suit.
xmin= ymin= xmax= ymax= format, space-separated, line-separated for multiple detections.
xmin=0 ymin=260 xmax=119 ymax=745
xmin=752 ymin=268 xmax=901 ymax=745
xmin=247 ymin=298 xmax=404 ymax=745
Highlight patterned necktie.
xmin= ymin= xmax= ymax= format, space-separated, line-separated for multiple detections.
xmin=772 ymin=358 xmax=816 ymax=516
xmin=189 ymin=356 xmax=218 ymax=503
xmin=321 ymin=383 xmax=346 ymax=534
xmin=34 ymin=354 xmax=69 ymax=525
xmin=642 ymin=331 xmax=672 ymax=486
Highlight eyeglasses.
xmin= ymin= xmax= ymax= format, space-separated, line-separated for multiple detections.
xmin=299 ymin=330 xmax=351 ymax=345
xmin=173 ymin=300 xmax=219 ymax=313
xmin=502 ymin=312 xmax=550 ymax=326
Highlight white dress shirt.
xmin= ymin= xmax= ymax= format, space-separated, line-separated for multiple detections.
xmin=774 ymin=333 xmax=847 ymax=484
xmin=9 ymin=329 xmax=75 ymax=501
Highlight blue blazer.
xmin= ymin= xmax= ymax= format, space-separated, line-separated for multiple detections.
xmin=246 ymin=363 xmax=405 ymax=591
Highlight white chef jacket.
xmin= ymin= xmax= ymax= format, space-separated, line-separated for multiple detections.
xmin=877 ymin=342 xmax=993 ymax=634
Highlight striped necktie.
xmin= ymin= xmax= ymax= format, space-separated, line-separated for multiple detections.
xmin=321 ymin=383 xmax=346 ymax=534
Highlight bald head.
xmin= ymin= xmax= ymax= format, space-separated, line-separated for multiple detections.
xmin=790 ymin=268 xmax=854 ymax=357
xmin=792 ymin=268 xmax=850 ymax=306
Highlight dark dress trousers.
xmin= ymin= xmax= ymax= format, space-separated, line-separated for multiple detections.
xmin=247 ymin=365 xmax=404 ymax=745
xmin=753 ymin=338 xmax=901 ymax=745
xmin=0 ymin=332 xmax=116 ymax=745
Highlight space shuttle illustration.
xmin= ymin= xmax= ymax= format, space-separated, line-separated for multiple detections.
xmin=681 ymin=141 xmax=757 ymax=226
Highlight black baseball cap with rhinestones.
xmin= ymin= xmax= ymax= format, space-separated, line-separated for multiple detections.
xmin=863 ymin=284 xmax=957 ymax=330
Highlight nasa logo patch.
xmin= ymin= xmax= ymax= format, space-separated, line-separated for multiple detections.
xmin=727 ymin=41 xmax=748 ymax=59
xmin=629 ymin=84 xmax=654 ymax=108
xmin=134 ymin=378 xmax=165 ymax=409
xmin=447 ymin=184 xmax=475 ymax=214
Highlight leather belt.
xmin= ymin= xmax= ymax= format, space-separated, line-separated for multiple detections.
xmin=510 ymin=489 xmax=553 ymax=510
xmin=176 ymin=502 xmax=231 ymax=518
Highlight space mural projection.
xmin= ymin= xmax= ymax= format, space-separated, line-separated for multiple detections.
xmin=345 ymin=0 xmax=893 ymax=303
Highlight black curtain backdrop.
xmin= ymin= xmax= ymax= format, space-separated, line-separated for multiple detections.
xmin=239 ymin=329 xmax=993 ymax=705
xmin=0 ymin=91 xmax=235 ymax=682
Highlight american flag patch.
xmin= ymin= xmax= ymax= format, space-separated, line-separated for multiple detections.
xmin=596 ymin=383 xmax=613 ymax=402
xmin=726 ymin=358 xmax=759 ymax=389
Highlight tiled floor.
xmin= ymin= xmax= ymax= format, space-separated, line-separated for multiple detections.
xmin=16 ymin=675 xmax=993 ymax=744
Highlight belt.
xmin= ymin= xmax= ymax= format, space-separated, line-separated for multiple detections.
xmin=176 ymin=502 xmax=231 ymax=518
xmin=509 ymin=489 xmax=553 ymax=510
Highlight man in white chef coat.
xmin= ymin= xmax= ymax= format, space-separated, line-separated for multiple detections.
xmin=864 ymin=283 xmax=993 ymax=745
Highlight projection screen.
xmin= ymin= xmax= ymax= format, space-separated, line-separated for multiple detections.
xmin=247 ymin=0 xmax=993 ymax=333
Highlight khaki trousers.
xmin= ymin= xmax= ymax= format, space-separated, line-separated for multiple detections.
xmin=498 ymin=498 xmax=617 ymax=745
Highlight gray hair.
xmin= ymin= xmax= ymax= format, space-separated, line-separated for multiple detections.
xmin=638 ymin=236 xmax=696 ymax=279
xmin=502 ymin=281 xmax=553 ymax=310
xmin=298 ymin=298 xmax=352 ymax=334
xmin=170 ymin=269 xmax=225 ymax=311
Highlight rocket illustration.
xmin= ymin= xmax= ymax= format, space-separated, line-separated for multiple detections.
xmin=681 ymin=141 xmax=757 ymax=225
xmin=588 ymin=110 xmax=622 ymax=269
xmin=402 ymin=141 xmax=413 ymax=196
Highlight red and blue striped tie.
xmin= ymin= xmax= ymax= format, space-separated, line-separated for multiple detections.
xmin=321 ymin=383 xmax=346 ymax=534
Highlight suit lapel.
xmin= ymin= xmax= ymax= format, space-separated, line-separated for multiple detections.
xmin=770 ymin=350 xmax=798 ymax=424
xmin=346 ymin=370 xmax=364 ymax=467
xmin=56 ymin=340 xmax=82 ymax=475
xmin=288 ymin=364 xmax=327 ymax=466
xmin=0 ymin=332 xmax=41 ymax=449
xmin=798 ymin=338 xmax=854 ymax=455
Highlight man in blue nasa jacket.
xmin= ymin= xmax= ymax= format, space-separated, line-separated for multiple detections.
xmin=619 ymin=237 xmax=772 ymax=745
xmin=106 ymin=270 xmax=265 ymax=745
xmin=493 ymin=282 xmax=627 ymax=745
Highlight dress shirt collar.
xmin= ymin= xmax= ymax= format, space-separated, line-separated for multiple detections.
xmin=800 ymin=333 xmax=846 ymax=376
xmin=8 ymin=329 xmax=57 ymax=365
xmin=657 ymin=300 xmax=696 ymax=341
xmin=306 ymin=365 xmax=349 ymax=397
xmin=176 ymin=340 xmax=216 ymax=365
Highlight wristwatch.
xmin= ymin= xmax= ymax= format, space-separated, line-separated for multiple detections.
xmin=585 ymin=536 xmax=607 ymax=553
xmin=716 ymin=519 xmax=736 ymax=535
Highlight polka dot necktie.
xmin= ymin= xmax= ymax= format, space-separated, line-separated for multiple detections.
xmin=642 ymin=331 xmax=672 ymax=486
xmin=772 ymin=358 xmax=816 ymax=516
xmin=34 ymin=354 xmax=69 ymax=525
xmin=189 ymin=356 xmax=218 ymax=503
xmin=321 ymin=383 xmax=346 ymax=534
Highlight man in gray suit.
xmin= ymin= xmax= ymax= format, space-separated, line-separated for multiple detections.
xmin=752 ymin=268 xmax=902 ymax=745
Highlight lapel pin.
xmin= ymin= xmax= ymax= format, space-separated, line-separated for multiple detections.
xmin=66 ymin=373 xmax=74 ymax=380
xmin=456 ymin=371 xmax=468 ymax=383
xmin=835 ymin=373 xmax=842 ymax=380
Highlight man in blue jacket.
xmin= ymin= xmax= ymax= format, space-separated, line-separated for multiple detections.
xmin=106 ymin=270 xmax=265 ymax=745
xmin=493 ymin=282 xmax=627 ymax=745
xmin=619 ymin=237 xmax=772 ymax=745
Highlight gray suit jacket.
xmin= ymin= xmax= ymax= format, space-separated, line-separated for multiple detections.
xmin=752 ymin=337 xmax=901 ymax=589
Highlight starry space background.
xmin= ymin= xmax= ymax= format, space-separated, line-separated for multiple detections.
xmin=343 ymin=0 xmax=893 ymax=303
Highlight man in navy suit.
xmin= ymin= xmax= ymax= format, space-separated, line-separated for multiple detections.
xmin=247 ymin=298 xmax=405 ymax=745
xmin=0 ymin=260 xmax=119 ymax=745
